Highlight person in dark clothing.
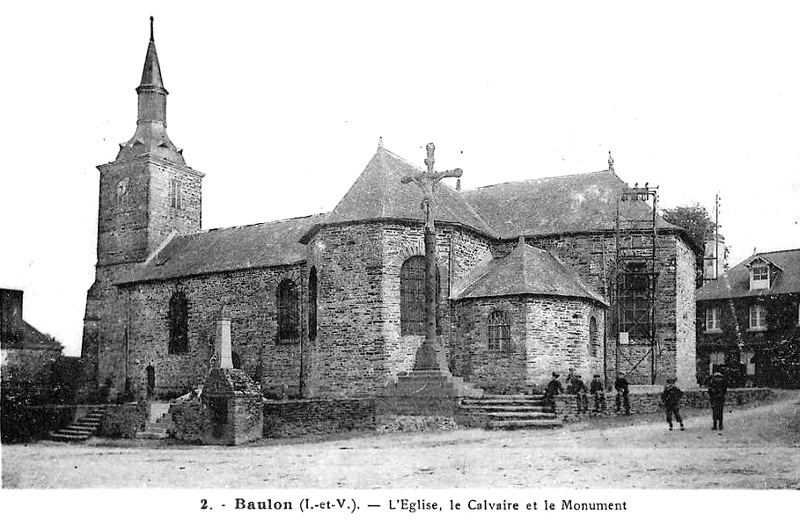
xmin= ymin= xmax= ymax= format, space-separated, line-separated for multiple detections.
xmin=614 ymin=373 xmax=630 ymax=415
xmin=708 ymin=372 xmax=728 ymax=430
xmin=589 ymin=374 xmax=606 ymax=412
xmin=567 ymin=374 xmax=589 ymax=413
xmin=544 ymin=372 xmax=564 ymax=410
xmin=661 ymin=377 xmax=685 ymax=431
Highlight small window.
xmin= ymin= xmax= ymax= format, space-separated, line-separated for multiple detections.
xmin=588 ymin=316 xmax=599 ymax=356
xmin=308 ymin=267 xmax=318 ymax=341
xmin=705 ymin=307 xmax=721 ymax=332
xmin=170 ymin=178 xmax=183 ymax=209
xmin=749 ymin=304 xmax=766 ymax=330
xmin=277 ymin=279 xmax=300 ymax=342
xmin=488 ymin=310 xmax=511 ymax=352
xmin=750 ymin=263 xmax=769 ymax=290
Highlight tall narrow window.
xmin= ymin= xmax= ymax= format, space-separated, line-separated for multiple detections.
xmin=170 ymin=178 xmax=182 ymax=209
xmin=168 ymin=291 xmax=189 ymax=354
xmin=488 ymin=310 xmax=511 ymax=352
xmin=277 ymin=279 xmax=300 ymax=342
xmin=619 ymin=262 xmax=651 ymax=339
xmin=749 ymin=304 xmax=766 ymax=330
xmin=705 ymin=306 xmax=721 ymax=332
xmin=308 ymin=267 xmax=318 ymax=341
xmin=589 ymin=316 xmax=599 ymax=356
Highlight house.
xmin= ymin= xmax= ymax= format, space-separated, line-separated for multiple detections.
xmin=696 ymin=248 xmax=800 ymax=388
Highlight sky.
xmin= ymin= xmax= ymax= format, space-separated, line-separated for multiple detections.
xmin=1 ymin=1 xmax=799 ymax=357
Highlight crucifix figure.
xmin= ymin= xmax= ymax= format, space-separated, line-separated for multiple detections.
xmin=401 ymin=143 xmax=462 ymax=370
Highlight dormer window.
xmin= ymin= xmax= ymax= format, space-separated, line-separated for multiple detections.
xmin=750 ymin=262 xmax=769 ymax=290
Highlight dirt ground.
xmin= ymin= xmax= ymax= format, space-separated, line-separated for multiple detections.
xmin=2 ymin=392 xmax=799 ymax=490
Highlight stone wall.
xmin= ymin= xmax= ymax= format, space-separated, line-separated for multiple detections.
xmin=122 ymin=264 xmax=303 ymax=399
xmin=554 ymin=387 xmax=775 ymax=422
xmin=97 ymin=402 xmax=148 ymax=438
xmin=262 ymin=399 xmax=376 ymax=437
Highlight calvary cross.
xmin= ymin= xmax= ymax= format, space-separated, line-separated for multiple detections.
xmin=401 ymin=143 xmax=463 ymax=370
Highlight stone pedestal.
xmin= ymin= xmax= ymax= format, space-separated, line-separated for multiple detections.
xmin=202 ymin=368 xmax=263 ymax=445
xmin=380 ymin=364 xmax=483 ymax=416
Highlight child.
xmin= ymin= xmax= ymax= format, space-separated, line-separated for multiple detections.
xmin=589 ymin=374 xmax=606 ymax=412
xmin=661 ymin=377 xmax=685 ymax=431
xmin=544 ymin=372 xmax=564 ymax=410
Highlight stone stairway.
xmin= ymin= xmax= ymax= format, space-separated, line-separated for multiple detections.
xmin=136 ymin=402 xmax=174 ymax=440
xmin=50 ymin=407 xmax=104 ymax=442
xmin=458 ymin=394 xmax=563 ymax=429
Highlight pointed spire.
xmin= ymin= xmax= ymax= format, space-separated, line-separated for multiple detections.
xmin=117 ymin=17 xmax=184 ymax=164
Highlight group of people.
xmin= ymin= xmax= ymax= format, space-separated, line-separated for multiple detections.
xmin=543 ymin=369 xmax=730 ymax=431
xmin=543 ymin=368 xmax=632 ymax=415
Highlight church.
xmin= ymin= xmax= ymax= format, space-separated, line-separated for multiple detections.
xmin=81 ymin=21 xmax=697 ymax=401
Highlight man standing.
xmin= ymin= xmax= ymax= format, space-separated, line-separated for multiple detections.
xmin=708 ymin=372 xmax=728 ymax=430
xmin=661 ymin=377 xmax=685 ymax=431
xmin=614 ymin=373 xmax=630 ymax=415
xmin=544 ymin=372 xmax=564 ymax=410
xmin=590 ymin=374 xmax=606 ymax=412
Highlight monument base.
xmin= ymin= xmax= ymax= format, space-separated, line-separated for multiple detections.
xmin=202 ymin=368 xmax=263 ymax=445
xmin=378 ymin=369 xmax=483 ymax=416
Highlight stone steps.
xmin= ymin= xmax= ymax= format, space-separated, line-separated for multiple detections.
xmin=458 ymin=394 xmax=562 ymax=430
xmin=136 ymin=402 xmax=175 ymax=440
xmin=50 ymin=408 xmax=104 ymax=442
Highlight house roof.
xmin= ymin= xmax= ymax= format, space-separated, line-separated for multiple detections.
xmin=455 ymin=239 xmax=608 ymax=305
xmin=301 ymin=147 xmax=497 ymax=242
xmin=121 ymin=213 xmax=326 ymax=285
xmin=462 ymin=170 xmax=681 ymax=239
xmin=697 ymin=248 xmax=800 ymax=301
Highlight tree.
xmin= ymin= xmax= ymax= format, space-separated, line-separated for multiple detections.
xmin=662 ymin=203 xmax=715 ymax=253
xmin=662 ymin=203 xmax=718 ymax=287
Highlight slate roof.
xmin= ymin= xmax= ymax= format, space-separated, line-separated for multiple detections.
xmin=301 ymin=147 xmax=497 ymax=242
xmin=697 ymin=248 xmax=800 ymax=301
xmin=462 ymin=170 xmax=681 ymax=239
xmin=121 ymin=213 xmax=326 ymax=284
xmin=455 ymin=239 xmax=608 ymax=305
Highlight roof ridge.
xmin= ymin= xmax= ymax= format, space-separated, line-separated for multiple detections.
xmin=204 ymin=212 xmax=328 ymax=233
xmin=753 ymin=247 xmax=800 ymax=256
xmin=464 ymin=169 xmax=614 ymax=193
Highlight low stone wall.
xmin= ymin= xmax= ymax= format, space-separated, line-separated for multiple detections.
xmin=554 ymin=387 xmax=776 ymax=422
xmin=263 ymin=398 xmax=376 ymax=438
xmin=171 ymin=401 xmax=209 ymax=443
xmin=97 ymin=402 xmax=148 ymax=438
xmin=0 ymin=403 xmax=76 ymax=443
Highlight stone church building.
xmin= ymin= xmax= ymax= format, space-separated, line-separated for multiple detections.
xmin=81 ymin=23 xmax=697 ymax=401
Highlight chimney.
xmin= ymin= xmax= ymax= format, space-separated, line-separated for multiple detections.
xmin=1 ymin=289 xmax=24 ymax=344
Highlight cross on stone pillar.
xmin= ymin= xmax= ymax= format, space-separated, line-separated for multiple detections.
xmin=401 ymin=143 xmax=462 ymax=370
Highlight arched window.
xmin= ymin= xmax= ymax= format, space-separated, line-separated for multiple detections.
xmin=277 ymin=279 xmax=300 ymax=342
xmin=308 ymin=267 xmax=317 ymax=341
xmin=488 ymin=310 xmax=511 ymax=352
xmin=589 ymin=316 xmax=599 ymax=357
xmin=168 ymin=291 xmax=189 ymax=354
xmin=400 ymin=256 xmax=441 ymax=335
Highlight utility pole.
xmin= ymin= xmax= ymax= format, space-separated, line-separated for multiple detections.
xmin=401 ymin=143 xmax=462 ymax=370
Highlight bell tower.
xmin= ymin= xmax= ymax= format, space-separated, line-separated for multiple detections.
xmin=82 ymin=18 xmax=205 ymax=395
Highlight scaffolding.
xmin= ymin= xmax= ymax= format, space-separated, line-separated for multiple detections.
xmin=614 ymin=183 xmax=660 ymax=384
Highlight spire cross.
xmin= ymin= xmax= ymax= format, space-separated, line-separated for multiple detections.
xmin=401 ymin=143 xmax=463 ymax=232
xmin=150 ymin=16 xmax=154 ymax=41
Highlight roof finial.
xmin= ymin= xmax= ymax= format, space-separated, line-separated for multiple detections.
xmin=150 ymin=16 xmax=154 ymax=42
xmin=608 ymin=151 xmax=614 ymax=172
xmin=377 ymin=136 xmax=383 ymax=150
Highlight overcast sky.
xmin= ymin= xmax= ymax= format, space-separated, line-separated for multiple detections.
xmin=2 ymin=1 xmax=799 ymax=356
